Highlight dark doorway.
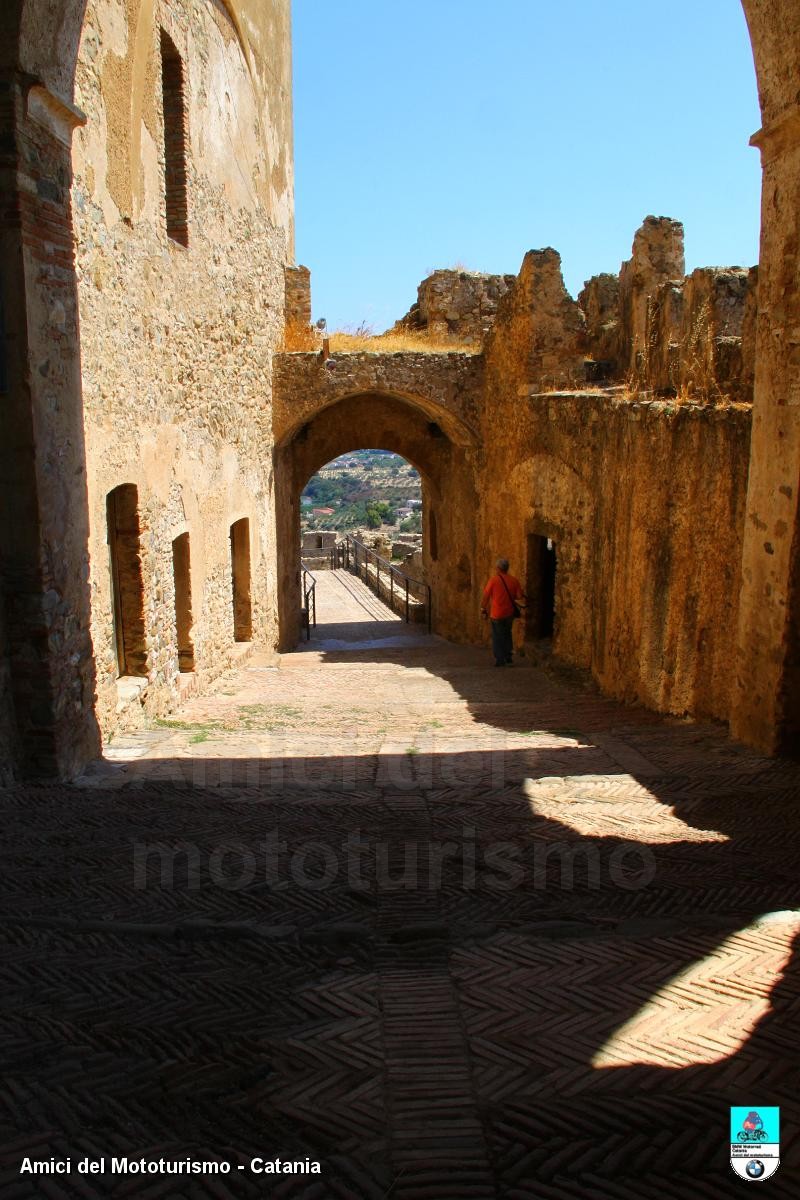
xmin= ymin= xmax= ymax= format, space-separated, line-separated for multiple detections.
xmin=525 ymin=533 xmax=556 ymax=640
xmin=106 ymin=484 xmax=147 ymax=677
xmin=172 ymin=533 xmax=195 ymax=671
xmin=230 ymin=518 xmax=252 ymax=642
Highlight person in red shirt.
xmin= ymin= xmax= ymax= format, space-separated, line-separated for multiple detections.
xmin=481 ymin=557 xmax=524 ymax=666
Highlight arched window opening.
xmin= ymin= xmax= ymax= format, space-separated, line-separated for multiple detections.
xmin=106 ymin=485 xmax=147 ymax=677
xmin=525 ymin=533 xmax=557 ymax=640
xmin=160 ymin=30 xmax=189 ymax=247
xmin=230 ymin=518 xmax=252 ymax=641
xmin=172 ymin=533 xmax=195 ymax=671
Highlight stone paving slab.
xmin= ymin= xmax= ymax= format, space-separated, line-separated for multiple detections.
xmin=2 ymin=572 xmax=800 ymax=1197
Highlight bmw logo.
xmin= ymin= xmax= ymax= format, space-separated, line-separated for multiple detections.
xmin=746 ymin=1160 xmax=766 ymax=1179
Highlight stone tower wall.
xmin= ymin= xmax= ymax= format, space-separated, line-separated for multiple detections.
xmin=579 ymin=217 xmax=758 ymax=402
xmin=477 ymin=241 xmax=753 ymax=726
xmin=285 ymin=264 xmax=312 ymax=328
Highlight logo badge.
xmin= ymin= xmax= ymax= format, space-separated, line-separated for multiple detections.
xmin=730 ymin=1107 xmax=780 ymax=1182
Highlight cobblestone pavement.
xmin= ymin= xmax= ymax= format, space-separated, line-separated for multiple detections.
xmin=2 ymin=571 xmax=800 ymax=1198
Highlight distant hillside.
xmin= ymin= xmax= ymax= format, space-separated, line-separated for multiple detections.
xmin=301 ymin=450 xmax=422 ymax=532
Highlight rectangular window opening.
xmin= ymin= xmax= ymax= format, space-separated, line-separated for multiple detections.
xmin=172 ymin=532 xmax=195 ymax=672
xmin=161 ymin=29 xmax=189 ymax=247
xmin=107 ymin=484 xmax=148 ymax=677
xmin=230 ymin=518 xmax=253 ymax=642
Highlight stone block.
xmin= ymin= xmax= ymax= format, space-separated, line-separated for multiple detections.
xmin=578 ymin=272 xmax=620 ymax=369
xmin=486 ymin=248 xmax=586 ymax=390
xmin=394 ymin=269 xmax=516 ymax=344
xmin=679 ymin=267 xmax=751 ymax=400
xmin=644 ymin=280 xmax=684 ymax=394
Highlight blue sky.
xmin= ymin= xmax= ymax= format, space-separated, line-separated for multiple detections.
xmin=292 ymin=1 xmax=761 ymax=333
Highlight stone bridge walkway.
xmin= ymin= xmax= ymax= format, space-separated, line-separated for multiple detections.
xmin=302 ymin=567 xmax=426 ymax=649
xmin=1 ymin=572 xmax=800 ymax=1197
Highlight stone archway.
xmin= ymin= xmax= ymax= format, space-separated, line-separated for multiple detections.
xmin=273 ymin=387 xmax=481 ymax=649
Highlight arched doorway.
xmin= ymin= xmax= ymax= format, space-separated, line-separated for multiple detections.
xmin=273 ymin=389 xmax=480 ymax=649
xmin=298 ymin=449 xmax=428 ymax=641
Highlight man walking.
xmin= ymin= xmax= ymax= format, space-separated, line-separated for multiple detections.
xmin=481 ymin=557 xmax=524 ymax=667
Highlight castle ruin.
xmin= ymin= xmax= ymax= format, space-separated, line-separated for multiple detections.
xmin=1 ymin=0 xmax=798 ymax=778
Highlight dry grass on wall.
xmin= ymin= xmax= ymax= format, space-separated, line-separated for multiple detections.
xmin=329 ymin=329 xmax=480 ymax=354
xmin=282 ymin=319 xmax=479 ymax=355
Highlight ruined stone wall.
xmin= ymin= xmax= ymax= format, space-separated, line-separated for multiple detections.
xmin=72 ymin=0 xmax=293 ymax=738
xmin=482 ymin=248 xmax=586 ymax=396
xmin=394 ymin=269 xmax=516 ymax=344
xmin=639 ymin=267 xmax=755 ymax=401
xmin=577 ymin=273 xmax=619 ymax=371
xmin=273 ymin=231 xmax=756 ymax=732
xmin=588 ymin=400 xmax=750 ymax=718
xmin=580 ymin=217 xmax=758 ymax=402
xmin=618 ymin=216 xmax=685 ymax=376
xmin=477 ymin=393 xmax=751 ymax=722
xmin=478 ymin=249 xmax=752 ymax=725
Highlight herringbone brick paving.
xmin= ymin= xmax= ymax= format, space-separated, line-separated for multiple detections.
xmin=1 ymin=572 xmax=799 ymax=1198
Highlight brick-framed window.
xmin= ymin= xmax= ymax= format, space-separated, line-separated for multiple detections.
xmin=160 ymin=30 xmax=189 ymax=247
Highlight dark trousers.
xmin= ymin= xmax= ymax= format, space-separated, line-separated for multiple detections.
xmin=491 ymin=617 xmax=514 ymax=665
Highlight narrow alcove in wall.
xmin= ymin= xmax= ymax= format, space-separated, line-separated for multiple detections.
xmin=172 ymin=532 xmax=195 ymax=671
xmin=106 ymin=484 xmax=147 ymax=677
xmin=428 ymin=507 xmax=438 ymax=563
xmin=230 ymin=518 xmax=252 ymax=642
xmin=160 ymin=29 xmax=189 ymax=247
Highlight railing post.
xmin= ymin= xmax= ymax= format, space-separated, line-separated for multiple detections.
xmin=390 ymin=568 xmax=394 ymax=614
xmin=405 ymin=578 xmax=409 ymax=624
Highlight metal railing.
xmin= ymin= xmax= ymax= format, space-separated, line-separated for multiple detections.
xmin=331 ymin=535 xmax=431 ymax=633
xmin=300 ymin=560 xmax=317 ymax=641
